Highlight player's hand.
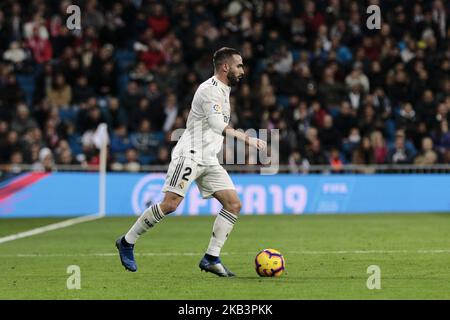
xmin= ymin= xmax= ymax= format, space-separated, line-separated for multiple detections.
xmin=247 ymin=137 xmax=267 ymax=151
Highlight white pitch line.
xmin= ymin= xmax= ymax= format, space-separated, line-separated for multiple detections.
xmin=1 ymin=249 xmax=450 ymax=258
xmin=0 ymin=213 xmax=103 ymax=244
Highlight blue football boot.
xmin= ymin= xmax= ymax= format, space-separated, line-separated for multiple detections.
xmin=115 ymin=236 xmax=137 ymax=272
xmin=199 ymin=255 xmax=235 ymax=277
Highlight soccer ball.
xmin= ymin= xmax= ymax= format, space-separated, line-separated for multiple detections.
xmin=255 ymin=249 xmax=286 ymax=277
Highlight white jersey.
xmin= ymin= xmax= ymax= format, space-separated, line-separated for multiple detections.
xmin=171 ymin=76 xmax=231 ymax=165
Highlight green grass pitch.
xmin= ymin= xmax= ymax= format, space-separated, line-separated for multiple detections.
xmin=1 ymin=214 xmax=450 ymax=299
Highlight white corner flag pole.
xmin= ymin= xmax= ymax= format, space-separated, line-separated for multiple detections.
xmin=95 ymin=123 xmax=109 ymax=217
xmin=99 ymin=136 xmax=107 ymax=217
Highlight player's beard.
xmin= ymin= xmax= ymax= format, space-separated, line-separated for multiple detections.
xmin=227 ymin=71 xmax=242 ymax=87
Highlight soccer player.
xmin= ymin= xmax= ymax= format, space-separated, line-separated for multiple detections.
xmin=116 ymin=47 xmax=266 ymax=277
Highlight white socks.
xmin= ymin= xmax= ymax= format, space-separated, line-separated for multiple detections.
xmin=124 ymin=204 xmax=238 ymax=257
xmin=125 ymin=204 xmax=165 ymax=244
xmin=206 ymin=208 xmax=238 ymax=257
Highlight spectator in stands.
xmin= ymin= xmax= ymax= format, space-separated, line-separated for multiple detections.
xmin=306 ymin=139 xmax=328 ymax=165
xmin=94 ymin=61 xmax=118 ymax=97
xmin=163 ymin=93 xmax=178 ymax=132
xmin=416 ymin=90 xmax=437 ymax=127
xmin=57 ymin=149 xmax=78 ymax=165
xmin=3 ymin=41 xmax=27 ymax=70
xmin=130 ymin=119 xmax=162 ymax=163
xmin=34 ymin=62 xmax=54 ymax=104
xmin=32 ymin=147 xmax=55 ymax=172
xmin=153 ymin=146 xmax=170 ymax=165
xmin=9 ymin=150 xmax=24 ymax=173
xmin=319 ymin=114 xmax=341 ymax=151
xmin=0 ymin=74 xmax=25 ymax=119
xmin=352 ymin=136 xmax=375 ymax=165
xmin=27 ymin=24 xmax=52 ymax=64
xmin=123 ymin=148 xmax=140 ymax=172
xmin=319 ymin=66 xmax=346 ymax=113
xmin=396 ymin=102 xmax=418 ymax=139
xmin=120 ymin=81 xmax=142 ymax=114
xmin=46 ymin=73 xmax=71 ymax=109
xmin=72 ymin=75 xmax=95 ymax=105
xmin=11 ymin=103 xmax=37 ymax=135
xmin=105 ymin=97 xmax=127 ymax=130
xmin=345 ymin=62 xmax=370 ymax=93
xmin=82 ymin=0 xmax=105 ymax=30
xmin=334 ymin=101 xmax=357 ymax=138
xmin=129 ymin=62 xmax=154 ymax=85
xmin=110 ymin=124 xmax=132 ymax=156
xmin=433 ymin=120 xmax=450 ymax=154
xmin=432 ymin=102 xmax=449 ymax=131
xmin=138 ymin=39 xmax=166 ymax=71
xmin=387 ymin=131 xmax=415 ymax=164
xmin=414 ymin=137 xmax=439 ymax=165
xmin=371 ymin=131 xmax=388 ymax=164
xmin=329 ymin=148 xmax=344 ymax=172
xmin=148 ymin=3 xmax=170 ymax=39
xmin=288 ymin=149 xmax=310 ymax=174
xmin=0 ymin=130 xmax=20 ymax=163
xmin=347 ymin=83 xmax=364 ymax=112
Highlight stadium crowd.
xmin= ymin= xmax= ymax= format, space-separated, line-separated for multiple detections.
xmin=0 ymin=0 xmax=449 ymax=173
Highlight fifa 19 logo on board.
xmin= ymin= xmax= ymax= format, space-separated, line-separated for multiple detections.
xmin=66 ymin=5 xmax=81 ymax=30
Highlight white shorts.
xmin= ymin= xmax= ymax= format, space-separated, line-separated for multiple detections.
xmin=162 ymin=156 xmax=235 ymax=199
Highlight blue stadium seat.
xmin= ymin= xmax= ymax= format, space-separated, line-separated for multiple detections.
xmin=118 ymin=74 xmax=130 ymax=95
xmin=138 ymin=154 xmax=155 ymax=165
xmin=16 ymin=74 xmax=35 ymax=105
xmin=115 ymin=49 xmax=136 ymax=72
xmin=68 ymin=134 xmax=83 ymax=155
xmin=59 ymin=108 xmax=78 ymax=122
xmin=277 ymin=95 xmax=289 ymax=108
xmin=291 ymin=50 xmax=301 ymax=63
xmin=114 ymin=152 xmax=127 ymax=164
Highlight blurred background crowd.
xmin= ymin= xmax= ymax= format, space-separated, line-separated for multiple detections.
xmin=0 ymin=0 xmax=449 ymax=173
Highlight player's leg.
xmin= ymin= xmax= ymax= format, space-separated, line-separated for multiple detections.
xmin=204 ymin=189 xmax=241 ymax=260
xmin=116 ymin=156 xmax=196 ymax=272
xmin=196 ymin=166 xmax=240 ymax=277
xmin=122 ymin=191 xmax=183 ymax=245
xmin=115 ymin=191 xmax=183 ymax=272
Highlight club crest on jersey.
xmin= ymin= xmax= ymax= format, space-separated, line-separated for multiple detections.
xmin=212 ymin=104 xmax=222 ymax=113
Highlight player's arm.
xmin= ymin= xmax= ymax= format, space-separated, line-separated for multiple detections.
xmin=207 ymin=116 xmax=266 ymax=151
xmin=223 ymin=125 xmax=266 ymax=151
xmin=203 ymin=88 xmax=266 ymax=151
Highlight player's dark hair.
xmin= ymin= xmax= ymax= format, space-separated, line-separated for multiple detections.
xmin=213 ymin=47 xmax=241 ymax=72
